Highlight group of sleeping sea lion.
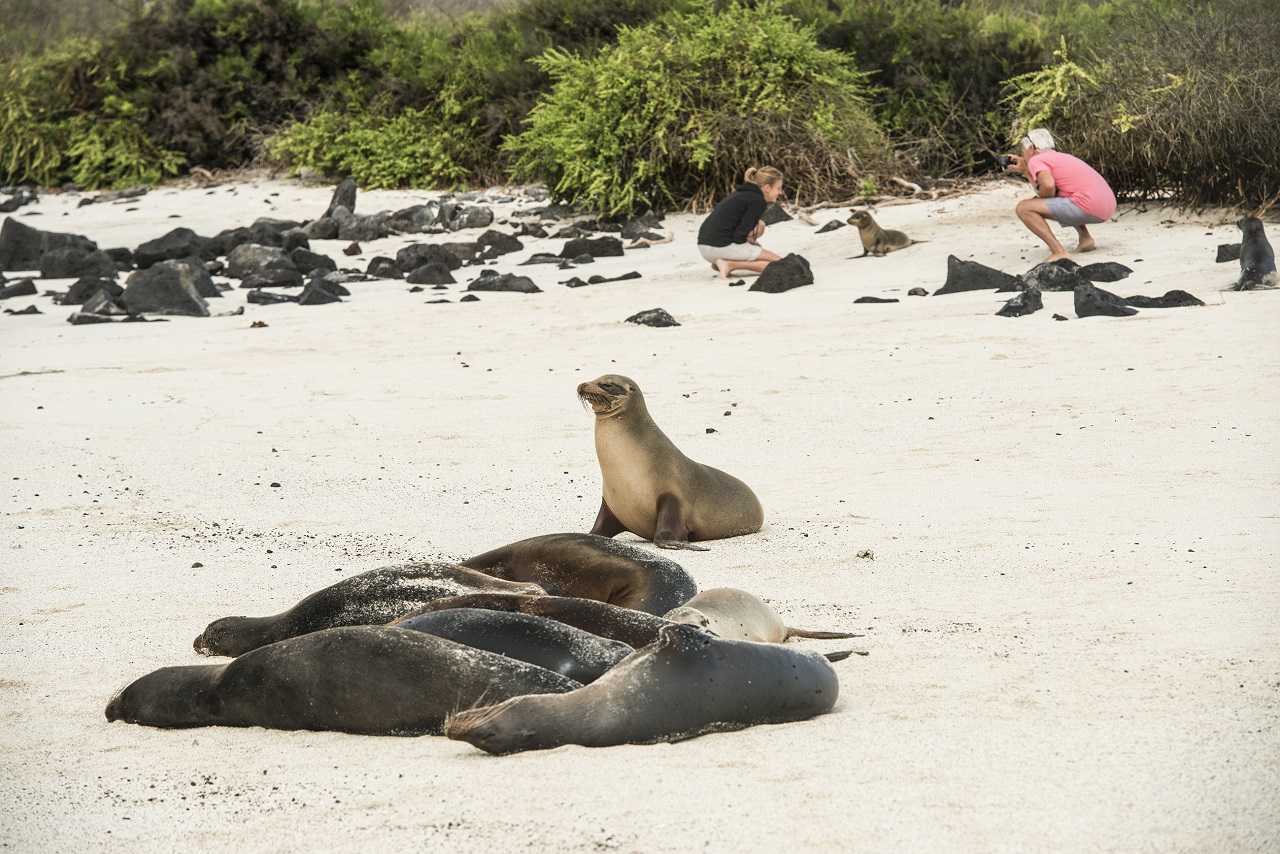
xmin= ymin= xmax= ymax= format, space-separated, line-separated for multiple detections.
xmin=107 ymin=375 xmax=860 ymax=753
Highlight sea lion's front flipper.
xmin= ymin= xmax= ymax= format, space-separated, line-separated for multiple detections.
xmin=589 ymin=498 xmax=627 ymax=538
xmin=653 ymin=494 xmax=710 ymax=551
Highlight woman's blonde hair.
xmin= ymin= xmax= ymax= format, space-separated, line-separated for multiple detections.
xmin=743 ymin=166 xmax=783 ymax=187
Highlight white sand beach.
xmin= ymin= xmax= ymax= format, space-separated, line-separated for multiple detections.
xmin=1 ymin=178 xmax=1276 ymax=852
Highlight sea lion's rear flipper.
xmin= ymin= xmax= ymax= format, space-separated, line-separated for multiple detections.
xmin=787 ymin=628 xmax=865 ymax=639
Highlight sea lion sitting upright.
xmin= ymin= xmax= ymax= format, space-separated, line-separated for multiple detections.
xmin=846 ymin=210 xmax=922 ymax=257
xmin=462 ymin=532 xmax=697 ymax=615
xmin=664 ymin=587 xmax=863 ymax=643
xmin=108 ymin=626 xmax=580 ymax=735
xmin=445 ymin=623 xmax=840 ymax=754
xmin=193 ymin=562 xmax=549 ymax=658
xmin=577 ymin=375 xmax=763 ymax=550
xmin=1235 ymin=215 xmax=1277 ymax=290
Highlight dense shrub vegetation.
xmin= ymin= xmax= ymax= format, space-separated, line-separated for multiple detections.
xmin=0 ymin=0 xmax=1275 ymax=212
xmin=504 ymin=2 xmax=889 ymax=213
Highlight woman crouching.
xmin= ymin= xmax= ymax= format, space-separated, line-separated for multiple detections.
xmin=697 ymin=167 xmax=784 ymax=279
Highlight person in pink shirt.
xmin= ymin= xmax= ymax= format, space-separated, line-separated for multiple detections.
xmin=1006 ymin=127 xmax=1117 ymax=263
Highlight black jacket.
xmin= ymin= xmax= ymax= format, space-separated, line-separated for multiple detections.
xmin=697 ymin=183 xmax=767 ymax=247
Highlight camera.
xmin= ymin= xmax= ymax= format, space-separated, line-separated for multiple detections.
xmin=998 ymin=155 xmax=1014 ymax=167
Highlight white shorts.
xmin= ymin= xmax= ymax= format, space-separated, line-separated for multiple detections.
xmin=1046 ymin=196 xmax=1106 ymax=228
xmin=698 ymin=243 xmax=762 ymax=263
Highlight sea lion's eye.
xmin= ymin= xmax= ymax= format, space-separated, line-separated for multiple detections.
xmin=600 ymin=382 xmax=625 ymax=394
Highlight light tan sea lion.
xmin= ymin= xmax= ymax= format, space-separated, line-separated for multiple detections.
xmin=578 ymin=375 xmax=764 ymax=550
xmin=847 ymin=210 xmax=923 ymax=257
xmin=664 ymin=587 xmax=863 ymax=643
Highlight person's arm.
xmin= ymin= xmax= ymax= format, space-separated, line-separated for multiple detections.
xmin=1010 ymin=155 xmax=1056 ymax=197
xmin=1034 ymin=168 xmax=1057 ymax=198
xmin=731 ymin=198 xmax=767 ymax=244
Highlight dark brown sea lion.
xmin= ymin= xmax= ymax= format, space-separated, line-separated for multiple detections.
xmin=578 ymin=375 xmax=763 ymax=550
xmin=393 ymin=608 xmax=634 ymax=684
xmin=663 ymin=588 xmax=864 ymax=643
xmin=193 ymin=562 xmax=548 ymax=658
xmin=445 ymin=623 xmax=840 ymax=754
xmin=462 ymin=532 xmax=697 ymax=615
xmin=1235 ymin=215 xmax=1277 ymax=290
xmin=394 ymin=593 xmax=676 ymax=649
xmin=107 ymin=626 xmax=580 ymax=735
xmin=846 ymin=210 xmax=923 ymax=257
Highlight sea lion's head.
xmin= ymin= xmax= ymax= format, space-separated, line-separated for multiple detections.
xmin=1239 ymin=215 xmax=1264 ymax=237
xmin=663 ymin=605 xmax=711 ymax=629
xmin=847 ymin=210 xmax=872 ymax=229
xmin=577 ymin=374 xmax=639 ymax=418
xmin=445 ymin=696 xmax=548 ymax=754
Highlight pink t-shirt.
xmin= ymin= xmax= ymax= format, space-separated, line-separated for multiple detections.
xmin=1027 ymin=150 xmax=1116 ymax=220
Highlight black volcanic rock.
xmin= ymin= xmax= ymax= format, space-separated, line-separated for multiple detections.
xmin=396 ymin=244 xmax=461 ymax=273
xmin=466 ymin=271 xmax=540 ymax=293
xmin=1022 ymin=262 xmax=1090 ymax=292
xmin=934 ymin=255 xmax=1022 ymax=295
xmin=560 ymin=236 xmax=624 ymax=259
xmin=39 ymin=248 xmax=119 ymax=280
xmin=122 ymin=262 xmax=211 ymax=316
xmin=133 ymin=228 xmax=219 ymax=268
xmin=1074 ymin=283 xmax=1138 ymax=318
xmin=0 ymin=218 xmax=97 ymax=271
xmin=749 ymin=254 xmax=813 ymax=293
xmin=1124 ymin=290 xmax=1205 ymax=308
xmin=324 ymin=178 xmax=357 ymax=219
xmin=996 ymin=286 xmax=1043 ymax=317
xmin=1078 ymin=261 xmax=1133 ymax=283
xmin=626 ymin=308 xmax=680 ymax=327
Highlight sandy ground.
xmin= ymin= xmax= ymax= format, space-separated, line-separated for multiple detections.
xmin=1 ymin=178 xmax=1277 ymax=853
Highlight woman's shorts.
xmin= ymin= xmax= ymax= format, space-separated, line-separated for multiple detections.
xmin=1046 ymin=197 xmax=1106 ymax=228
xmin=698 ymin=242 xmax=762 ymax=263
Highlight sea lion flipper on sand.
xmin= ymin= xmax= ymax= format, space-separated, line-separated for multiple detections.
xmin=654 ymin=493 xmax=710 ymax=551
xmin=785 ymin=628 xmax=865 ymax=639
xmin=588 ymin=499 xmax=628 ymax=538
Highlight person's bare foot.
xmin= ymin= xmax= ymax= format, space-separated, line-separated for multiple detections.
xmin=1074 ymin=238 xmax=1096 ymax=253
xmin=1043 ymin=251 xmax=1072 ymax=264
xmin=714 ymin=258 xmax=735 ymax=279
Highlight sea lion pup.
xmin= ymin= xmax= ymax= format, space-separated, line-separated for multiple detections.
xmin=108 ymin=626 xmax=580 ymax=735
xmin=846 ymin=210 xmax=922 ymax=257
xmin=394 ymin=608 xmax=634 ymax=684
xmin=194 ymin=562 xmax=549 ymax=658
xmin=461 ymin=532 xmax=697 ymax=615
xmin=394 ymin=593 xmax=675 ymax=650
xmin=663 ymin=587 xmax=863 ymax=643
xmin=577 ymin=374 xmax=763 ymax=550
xmin=445 ymin=623 xmax=839 ymax=754
xmin=1235 ymin=216 xmax=1277 ymax=290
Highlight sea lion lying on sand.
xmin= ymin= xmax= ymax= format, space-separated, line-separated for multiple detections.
xmin=847 ymin=210 xmax=923 ymax=257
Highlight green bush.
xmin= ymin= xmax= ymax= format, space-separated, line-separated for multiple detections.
xmin=0 ymin=39 xmax=185 ymax=187
xmin=1007 ymin=0 xmax=1280 ymax=210
xmin=268 ymin=0 xmax=693 ymax=188
xmin=0 ymin=0 xmax=400 ymax=188
xmin=503 ymin=0 xmax=890 ymax=213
